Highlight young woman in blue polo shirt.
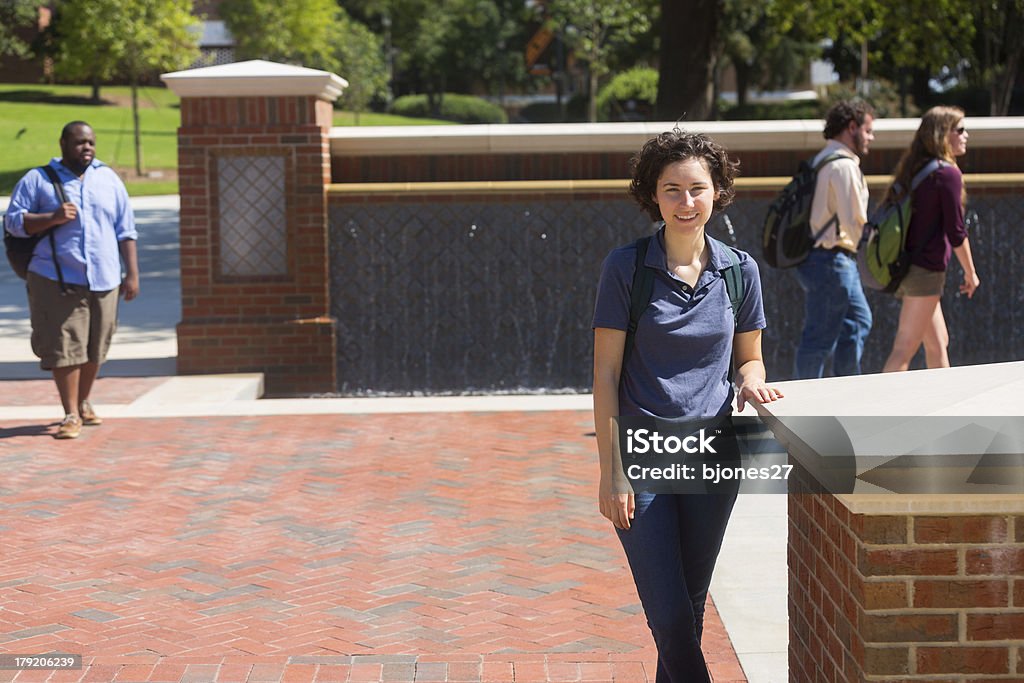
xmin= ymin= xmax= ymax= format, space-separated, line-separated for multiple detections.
xmin=592 ymin=130 xmax=783 ymax=682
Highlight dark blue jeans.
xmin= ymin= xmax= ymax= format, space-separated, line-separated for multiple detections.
xmin=616 ymin=489 xmax=738 ymax=683
xmin=794 ymin=248 xmax=873 ymax=379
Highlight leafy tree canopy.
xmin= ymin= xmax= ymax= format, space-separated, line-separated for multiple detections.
xmin=221 ymin=0 xmax=341 ymax=72
xmin=50 ymin=0 xmax=199 ymax=174
xmin=222 ymin=0 xmax=389 ymax=111
xmin=548 ymin=0 xmax=653 ymax=121
xmin=0 ymin=0 xmax=36 ymax=58
xmin=335 ymin=11 xmax=389 ymax=114
xmin=52 ymin=0 xmax=199 ymax=84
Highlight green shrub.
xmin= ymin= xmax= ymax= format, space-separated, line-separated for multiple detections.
xmin=518 ymin=101 xmax=563 ymax=123
xmin=518 ymin=99 xmax=587 ymax=123
xmin=822 ymin=80 xmax=919 ymax=118
xmin=566 ymin=94 xmax=588 ymax=121
xmin=917 ymin=85 xmax=992 ymax=117
xmin=597 ymin=67 xmax=658 ymax=121
xmin=392 ymin=93 xmax=508 ymax=124
xmin=719 ymin=99 xmax=822 ymax=120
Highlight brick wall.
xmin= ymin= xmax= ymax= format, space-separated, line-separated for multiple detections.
xmin=176 ymin=95 xmax=337 ymax=395
xmin=331 ymin=146 xmax=1024 ymax=184
xmin=789 ymin=463 xmax=1024 ymax=681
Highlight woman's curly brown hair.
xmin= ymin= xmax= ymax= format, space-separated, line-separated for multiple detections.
xmin=628 ymin=129 xmax=740 ymax=222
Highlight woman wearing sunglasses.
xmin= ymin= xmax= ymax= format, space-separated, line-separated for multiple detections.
xmin=882 ymin=106 xmax=980 ymax=372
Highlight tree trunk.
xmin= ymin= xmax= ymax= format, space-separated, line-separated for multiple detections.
xmin=131 ymin=73 xmax=143 ymax=177
xmin=555 ymin=37 xmax=566 ymax=122
xmin=735 ymin=62 xmax=750 ymax=109
xmin=655 ymin=0 xmax=720 ymax=121
xmin=90 ymin=77 xmax=101 ymax=104
xmin=898 ymin=68 xmax=908 ymax=118
xmin=992 ymin=54 xmax=1020 ymax=116
xmin=587 ymin=68 xmax=598 ymax=122
xmin=910 ymin=68 xmax=930 ymax=110
xmin=991 ymin=6 xmax=1023 ymax=116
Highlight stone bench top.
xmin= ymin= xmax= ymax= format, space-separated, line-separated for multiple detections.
xmin=752 ymin=361 xmax=1024 ymax=514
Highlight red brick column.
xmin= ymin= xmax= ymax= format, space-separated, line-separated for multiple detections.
xmin=789 ymin=463 xmax=1024 ymax=681
xmin=163 ymin=62 xmax=346 ymax=395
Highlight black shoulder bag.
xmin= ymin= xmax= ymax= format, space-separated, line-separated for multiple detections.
xmin=3 ymin=166 xmax=68 ymax=291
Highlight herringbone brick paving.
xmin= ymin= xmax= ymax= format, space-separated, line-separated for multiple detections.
xmin=0 ymin=378 xmax=168 ymax=407
xmin=0 ymin=390 xmax=746 ymax=683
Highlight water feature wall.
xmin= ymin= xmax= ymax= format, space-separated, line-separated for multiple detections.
xmin=328 ymin=121 xmax=1024 ymax=395
xmin=327 ymin=182 xmax=1022 ymax=395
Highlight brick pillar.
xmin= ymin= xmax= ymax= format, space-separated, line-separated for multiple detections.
xmin=162 ymin=61 xmax=347 ymax=395
xmin=789 ymin=461 xmax=1024 ymax=681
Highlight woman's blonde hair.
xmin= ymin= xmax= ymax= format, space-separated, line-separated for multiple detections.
xmin=884 ymin=105 xmax=966 ymax=205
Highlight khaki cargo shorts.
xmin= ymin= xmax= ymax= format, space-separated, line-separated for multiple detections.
xmin=895 ymin=265 xmax=946 ymax=298
xmin=27 ymin=271 xmax=119 ymax=370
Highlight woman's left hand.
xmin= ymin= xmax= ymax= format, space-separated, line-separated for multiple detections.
xmin=960 ymin=271 xmax=980 ymax=299
xmin=736 ymin=379 xmax=784 ymax=411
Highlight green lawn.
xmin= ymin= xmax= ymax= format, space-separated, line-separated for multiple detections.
xmin=0 ymin=83 xmax=451 ymax=196
xmin=332 ymin=110 xmax=453 ymax=126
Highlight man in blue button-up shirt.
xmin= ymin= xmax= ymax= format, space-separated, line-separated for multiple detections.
xmin=4 ymin=121 xmax=139 ymax=439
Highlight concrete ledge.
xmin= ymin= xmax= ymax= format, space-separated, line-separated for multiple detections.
xmin=755 ymin=361 xmax=1024 ymax=514
xmin=162 ymin=60 xmax=347 ymax=101
xmin=0 ymin=375 xmax=594 ymax=421
xmin=330 ymin=117 xmax=1024 ymax=156
xmin=835 ymin=493 xmax=1024 ymax=515
xmin=125 ymin=373 xmax=265 ymax=410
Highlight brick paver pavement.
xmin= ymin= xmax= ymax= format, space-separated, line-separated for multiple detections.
xmin=0 ymin=378 xmax=169 ymax=408
xmin=0 ymin=401 xmax=746 ymax=682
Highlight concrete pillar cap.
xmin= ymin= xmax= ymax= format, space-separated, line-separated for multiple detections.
xmin=161 ymin=59 xmax=348 ymax=101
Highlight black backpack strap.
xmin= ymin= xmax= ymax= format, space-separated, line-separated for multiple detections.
xmin=910 ymin=159 xmax=944 ymax=190
xmin=719 ymin=246 xmax=744 ymax=327
xmin=906 ymin=159 xmax=948 ymax=259
xmin=622 ymin=235 xmax=746 ymax=374
xmin=622 ymin=235 xmax=656 ymax=371
xmin=813 ymin=152 xmax=846 ymax=171
xmin=708 ymin=236 xmax=749 ymax=327
xmin=38 ymin=165 xmax=68 ymax=292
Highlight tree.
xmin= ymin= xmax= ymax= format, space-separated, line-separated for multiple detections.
xmin=221 ymin=0 xmax=341 ymax=73
xmin=399 ymin=0 xmax=530 ymax=115
xmin=52 ymin=0 xmax=198 ymax=176
xmin=969 ymin=0 xmax=1024 ymax=115
xmin=773 ymin=0 xmax=974 ymax=102
xmin=0 ymin=0 xmax=36 ymax=58
xmin=718 ymin=0 xmax=819 ymax=110
xmin=656 ymin=0 xmax=720 ymax=121
xmin=222 ymin=0 xmax=390 ymax=118
xmin=549 ymin=0 xmax=652 ymax=122
xmin=334 ymin=11 xmax=389 ymax=121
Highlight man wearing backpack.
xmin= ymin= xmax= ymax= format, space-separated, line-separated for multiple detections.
xmin=794 ymin=101 xmax=875 ymax=379
xmin=3 ymin=121 xmax=139 ymax=439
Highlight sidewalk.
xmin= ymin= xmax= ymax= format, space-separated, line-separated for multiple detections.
xmin=0 ymin=197 xmax=787 ymax=683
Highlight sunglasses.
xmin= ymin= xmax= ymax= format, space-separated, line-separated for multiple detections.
xmin=955 ymin=126 xmax=967 ymax=135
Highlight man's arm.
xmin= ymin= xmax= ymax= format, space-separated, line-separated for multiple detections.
xmin=118 ymin=239 xmax=140 ymax=301
xmin=3 ymin=170 xmax=76 ymax=237
xmin=21 ymin=205 xmax=78 ymax=235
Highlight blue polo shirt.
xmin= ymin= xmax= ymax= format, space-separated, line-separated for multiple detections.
xmin=4 ymin=158 xmax=137 ymax=292
xmin=593 ymin=228 xmax=766 ymax=418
